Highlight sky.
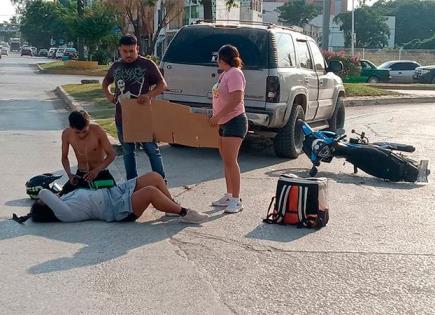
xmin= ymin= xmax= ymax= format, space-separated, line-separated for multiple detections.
xmin=0 ymin=0 xmax=16 ymax=23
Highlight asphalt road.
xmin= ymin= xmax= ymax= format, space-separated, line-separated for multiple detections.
xmin=1 ymin=55 xmax=434 ymax=314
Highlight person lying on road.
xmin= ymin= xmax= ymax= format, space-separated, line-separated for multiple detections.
xmin=29 ymin=172 xmax=208 ymax=224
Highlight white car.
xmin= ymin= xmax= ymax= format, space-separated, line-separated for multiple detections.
xmin=1 ymin=47 xmax=8 ymax=55
xmin=48 ymin=47 xmax=57 ymax=58
xmin=378 ymin=60 xmax=421 ymax=83
xmin=55 ymin=48 xmax=65 ymax=59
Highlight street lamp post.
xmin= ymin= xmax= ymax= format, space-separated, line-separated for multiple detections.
xmin=351 ymin=0 xmax=355 ymax=56
xmin=322 ymin=0 xmax=331 ymax=50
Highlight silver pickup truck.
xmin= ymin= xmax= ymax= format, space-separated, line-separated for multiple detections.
xmin=160 ymin=22 xmax=345 ymax=158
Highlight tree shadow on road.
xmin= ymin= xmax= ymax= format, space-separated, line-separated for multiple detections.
xmin=128 ymin=141 xmax=287 ymax=188
xmin=0 ymin=210 xmax=225 ymax=275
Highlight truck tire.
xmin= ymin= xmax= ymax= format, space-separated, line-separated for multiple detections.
xmin=328 ymin=96 xmax=345 ymax=131
xmin=273 ymin=104 xmax=304 ymax=159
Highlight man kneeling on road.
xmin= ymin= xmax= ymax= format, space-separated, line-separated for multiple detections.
xmin=60 ymin=110 xmax=116 ymax=195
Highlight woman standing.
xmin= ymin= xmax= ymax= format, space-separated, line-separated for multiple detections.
xmin=209 ymin=45 xmax=248 ymax=214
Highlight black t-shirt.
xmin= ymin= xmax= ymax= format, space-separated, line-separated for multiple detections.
xmin=103 ymin=56 xmax=164 ymax=126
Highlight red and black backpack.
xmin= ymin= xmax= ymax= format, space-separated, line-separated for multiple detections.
xmin=264 ymin=174 xmax=329 ymax=229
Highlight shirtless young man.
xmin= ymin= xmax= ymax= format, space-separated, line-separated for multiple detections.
xmin=60 ymin=110 xmax=116 ymax=195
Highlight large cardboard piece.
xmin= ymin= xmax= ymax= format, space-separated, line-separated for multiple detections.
xmin=121 ymin=99 xmax=219 ymax=148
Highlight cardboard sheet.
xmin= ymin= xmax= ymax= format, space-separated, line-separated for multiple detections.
xmin=121 ymin=99 xmax=219 ymax=148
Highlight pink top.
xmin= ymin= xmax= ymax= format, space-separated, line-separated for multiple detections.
xmin=212 ymin=67 xmax=246 ymax=125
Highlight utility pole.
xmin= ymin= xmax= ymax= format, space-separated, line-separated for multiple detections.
xmin=77 ymin=0 xmax=85 ymax=60
xmin=351 ymin=0 xmax=355 ymax=56
xmin=322 ymin=0 xmax=331 ymax=50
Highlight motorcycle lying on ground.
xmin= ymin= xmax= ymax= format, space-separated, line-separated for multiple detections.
xmin=299 ymin=120 xmax=430 ymax=183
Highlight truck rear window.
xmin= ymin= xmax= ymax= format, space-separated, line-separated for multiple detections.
xmin=163 ymin=25 xmax=269 ymax=69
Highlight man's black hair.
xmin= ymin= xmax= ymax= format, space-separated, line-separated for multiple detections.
xmin=69 ymin=110 xmax=89 ymax=130
xmin=119 ymin=34 xmax=138 ymax=46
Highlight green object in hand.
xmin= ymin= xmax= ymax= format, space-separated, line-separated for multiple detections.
xmin=90 ymin=179 xmax=115 ymax=189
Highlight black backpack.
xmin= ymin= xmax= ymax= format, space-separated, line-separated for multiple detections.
xmin=264 ymin=174 xmax=329 ymax=229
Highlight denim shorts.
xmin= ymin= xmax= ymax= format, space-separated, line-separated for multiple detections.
xmin=219 ymin=113 xmax=248 ymax=139
xmin=104 ymin=178 xmax=137 ymax=221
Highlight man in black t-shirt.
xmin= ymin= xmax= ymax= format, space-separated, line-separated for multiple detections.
xmin=103 ymin=34 xmax=168 ymax=180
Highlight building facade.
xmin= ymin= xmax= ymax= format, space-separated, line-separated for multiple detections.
xmin=155 ymin=0 xmax=264 ymax=57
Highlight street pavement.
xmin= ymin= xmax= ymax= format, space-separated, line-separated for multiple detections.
xmin=1 ymin=55 xmax=434 ymax=314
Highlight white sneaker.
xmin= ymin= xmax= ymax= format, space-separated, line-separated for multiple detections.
xmin=165 ymin=212 xmax=179 ymax=217
xmin=212 ymin=193 xmax=232 ymax=207
xmin=224 ymin=198 xmax=243 ymax=214
xmin=181 ymin=209 xmax=209 ymax=224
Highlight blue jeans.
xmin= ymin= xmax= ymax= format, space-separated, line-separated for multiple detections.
xmin=117 ymin=125 xmax=165 ymax=180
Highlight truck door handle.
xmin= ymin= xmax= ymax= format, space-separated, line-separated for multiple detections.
xmin=398 ymin=72 xmax=402 ymax=74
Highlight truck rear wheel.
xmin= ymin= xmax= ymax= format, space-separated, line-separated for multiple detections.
xmin=273 ymin=105 xmax=304 ymax=159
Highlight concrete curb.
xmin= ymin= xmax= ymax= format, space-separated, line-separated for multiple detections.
xmin=368 ymin=83 xmax=435 ymax=91
xmin=55 ymin=86 xmax=121 ymax=150
xmin=55 ymin=86 xmax=85 ymax=112
xmin=35 ymin=63 xmax=45 ymax=72
xmin=344 ymin=96 xmax=435 ymax=107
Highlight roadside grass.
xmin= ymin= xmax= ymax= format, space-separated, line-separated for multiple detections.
xmin=62 ymin=83 xmax=117 ymax=137
xmin=344 ymin=83 xmax=398 ymax=97
xmin=94 ymin=118 xmax=117 ymax=138
xmin=39 ymin=61 xmax=109 ymax=76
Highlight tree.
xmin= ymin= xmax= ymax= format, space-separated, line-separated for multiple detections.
xmin=334 ymin=6 xmax=390 ymax=49
xmin=145 ymin=0 xmax=183 ymax=54
xmin=67 ymin=2 xmax=118 ymax=60
xmin=105 ymin=0 xmax=157 ymax=54
xmin=19 ymin=0 xmax=70 ymax=48
xmin=276 ymin=0 xmax=320 ymax=27
xmin=372 ymin=0 xmax=435 ymax=46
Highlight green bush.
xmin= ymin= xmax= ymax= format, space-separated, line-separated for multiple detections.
xmin=144 ymin=55 xmax=160 ymax=64
xmin=92 ymin=49 xmax=112 ymax=65
xmin=323 ymin=50 xmax=360 ymax=80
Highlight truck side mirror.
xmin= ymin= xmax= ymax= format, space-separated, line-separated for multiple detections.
xmin=328 ymin=60 xmax=344 ymax=73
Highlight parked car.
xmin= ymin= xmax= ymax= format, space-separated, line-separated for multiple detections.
xmin=63 ymin=47 xmax=78 ymax=60
xmin=55 ymin=48 xmax=65 ymax=59
xmin=38 ymin=49 xmax=48 ymax=57
xmin=414 ymin=65 xmax=435 ymax=84
xmin=30 ymin=47 xmax=38 ymax=55
xmin=160 ymin=22 xmax=345 ymax=158
xmin=360 ymin=59 xmax=391 ymax=83
xmin=378 ymin=60 xmax=421 ymax=83
xmin=48 ymin=47 xmax=57 ymax=58
xmin=1 ymin=46 xmax=8 ymax=56
xmin=21 ymin=47 xmax=33 ymax=56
